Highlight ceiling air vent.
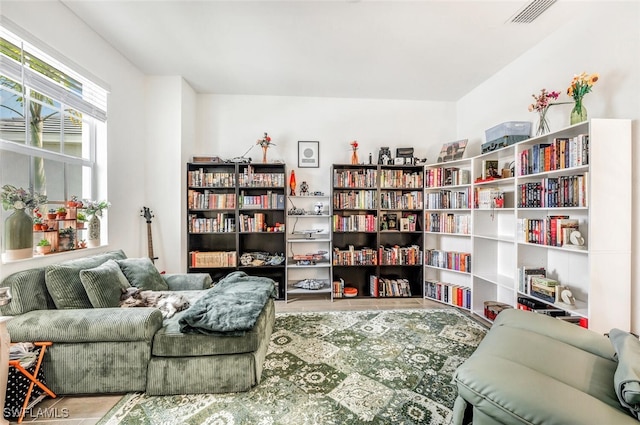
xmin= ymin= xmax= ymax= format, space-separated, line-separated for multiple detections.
xmin=509 ymin=0 xmax=557 ymax=23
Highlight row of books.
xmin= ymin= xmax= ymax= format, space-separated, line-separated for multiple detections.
xmin=381 ymin=213 xmax=419 ymax=232
xmin=379 ymin=190 xmax=423 ymax=210
xmin=333 ymin=190 xmax=377 ymax=210
xmin=425 ymin=188 xmax=471 ymax=209
xmin=517 ymin=296 xmax=587 ymax=327
xmin=370 ymin=276 xmax=413 ymax=297
xmin=188 ymin=169 xmax=236 ymax=188
xmin=189 ymin=250 xmax=237 ymax=268
xmin=238 ymin=213 xmax=285 ymax=232
xmin=238 ymin=191 xmax=285 ymax=209
xmin=379 ymin=245 xmax=422 ymax=265
xmin=425 ymin=212 xmax=471 ymax=234
xmin=519 ymin=135 xmax=589 ymax=176
xmin=238 ymin=167 xmax=285 ymax=187
xmin=333 ymin=169 xmax=377 ymax=188
xmin=424 ymin=280 xmax=471 ymax=309
xmin=332 ymin=246 xmax=378 ymax=266
xmin=517 ymin=216 xmax=579 ymax=247
xmin=332 ymin=214 xmax=377 ymax=232
xmin=424 ymin=249 xmax=471 ymax=272
xmin=188 ymin=214 xmax=235 ymax=233
xmin=517 ymin=174 xmax=588 ymax=208
xmin=379 ymin=170 xmax=423 ymax=189
xmin=425 ymin=167 xmax=471 ymax=188
xmin=188 ymin=191 xmax=236 ymax=210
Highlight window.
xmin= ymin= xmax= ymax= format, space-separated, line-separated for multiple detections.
xmin=0 ymin=23 xmax=108 ymax=256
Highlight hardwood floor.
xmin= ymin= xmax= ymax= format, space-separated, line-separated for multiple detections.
xmin=14 ymin=296 xmax=446 ymax=424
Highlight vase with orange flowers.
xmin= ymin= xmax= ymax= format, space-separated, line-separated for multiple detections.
xmin=567 ymin=72 xmax=599 ymax=125
xmin=350 ymin=141 xmax=359 ymax=164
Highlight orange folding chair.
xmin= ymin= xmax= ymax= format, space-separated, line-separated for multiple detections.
xmin=7 ymin=341 xmax=56 ymax=424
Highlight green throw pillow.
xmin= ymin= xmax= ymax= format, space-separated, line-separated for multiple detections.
xmin=116 ymin=257 xmax=168 ymax=291
xmin=45 ymin=264 xmax=93 ymax=309
xmin=80 ymin=260 xmax=131 ymax=308
xmin=609 ymin=328 xmax=640 ymax=419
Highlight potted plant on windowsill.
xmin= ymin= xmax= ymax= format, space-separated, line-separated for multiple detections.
xmin=76 ymin=212 xmax=87 ymax=229
xmin=56 ymin=207 xmax=67 ymax=219
xmin=47 ymin=208 xmax=57 ymax=220
xmin=35 ymin=239 xmax=51 ymax=255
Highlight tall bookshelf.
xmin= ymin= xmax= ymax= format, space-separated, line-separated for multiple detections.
xmin=331 ymin=164 xmax=424 ymax=299
xmin=186 ymin=162 xmax=287 ymax=299
xmin=423 ymin=119 xmax=631 ymax=334
xmin=423 ymin=158 xmax=473 ymax=310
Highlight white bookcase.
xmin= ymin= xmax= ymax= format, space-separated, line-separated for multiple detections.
xmin=285 ymin=195 xmax=333 ymax=301
xmin=425 ymin=119 xmax=631 ymax=334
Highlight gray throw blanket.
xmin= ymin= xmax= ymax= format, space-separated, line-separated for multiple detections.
xmin=179 ymin=271 xmax=277 ymax=335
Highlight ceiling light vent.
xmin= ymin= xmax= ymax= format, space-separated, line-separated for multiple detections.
xmin=509 ymin=0 xmax=557 ymax=23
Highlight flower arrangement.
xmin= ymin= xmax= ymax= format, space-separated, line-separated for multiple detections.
xmin=83 ymin=200 xmax=111 ymax=217
xmin=528 ymin=88 xmax=563 ymax=135
xmin=567 ymin=72 xmax=599 ymax=102
xmin=1 ymin=184 xmax=47 ymax=211
xmin=567 ymin=72 xmax=599 ymax=124
xmin=350 ymin=141 xmax=359 ymax=164
xmin=257 ymin=132 xmax=275 ymax=163
xmin=256 ymin=132 xmax=275 ymax=148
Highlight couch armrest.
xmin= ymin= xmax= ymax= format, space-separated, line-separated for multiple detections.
xmin=163 ymin=273 xmax=212 ymax=291
xmin=7 ymin=308 xmax=163 ymax=343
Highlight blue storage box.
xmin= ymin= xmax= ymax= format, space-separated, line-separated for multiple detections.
xmin=485 ymin=121 xmax=531 ymax=142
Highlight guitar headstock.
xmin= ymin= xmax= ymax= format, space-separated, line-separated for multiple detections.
xmin=141 ymin=207 xmax=154 ymax=224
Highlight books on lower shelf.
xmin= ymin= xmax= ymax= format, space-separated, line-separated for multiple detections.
xmin=517 ymin=174 xmax=588 ymax=208
xmin=378 ymin=245 xmax=422 ymax=265
xmin=332 ymin=214 xmax=377 ymax=232
xmin=333 ymin=190 xmax=377 ymax=209
xmin=239 ymin=191 xmax=284 ymax=209
xmin=332 ymin=246 xmax=378 ymax=266
xmin=425 ymin=188 xmax=471 ymax=209
xmin=188 ymin=190 xmax=236 ymax=209
xmin=370 ymin=276 xmax=412 ymax=297
xmin=424 ymin=249 xmax=471 ymax=272
xmin=189 ymin=251 xmax=237 ymax=268
xmin=424 ymin=280 xmax=470 ymax=308
xmin=379 ymin=190 xmax=423 ymax=209
xmin=425 ymin=212 xmax=470 ymax=234
xmin=188 ymin=213 xmax=235 ymax=233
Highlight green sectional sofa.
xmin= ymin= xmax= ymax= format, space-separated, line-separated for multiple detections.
xmin=0 ymin=250 xmax=275 ymax=395
xmin=452 ymin=308 xmax=639 ymax=424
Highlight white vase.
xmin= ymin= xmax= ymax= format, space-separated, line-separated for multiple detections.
xmin=88 ymin=214 xmax=101 ymax=247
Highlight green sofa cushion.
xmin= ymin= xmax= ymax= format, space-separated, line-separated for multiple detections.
xmin=152 ymin=297 xmax=274 ymax=357
xmin=0 ymin=268 xmax=54 ymax=315
xmin=45 ymin=250 xmax=127 ymax=309
xmin=80 ymin=260 xmax=131 ymax=308
xmin=7 ymin=307 xmax=163 ymax=343
xmin=610 ymin=328 xmax=640 ymax=419
xmin=116 ymin=258 xmax=168 ymax=291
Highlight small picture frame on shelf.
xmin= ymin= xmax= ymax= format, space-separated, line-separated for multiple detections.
xmin=298 ymin=141 xmax=319 ymax=168
xmin=437 ymin=139 xmax=467 ymax=163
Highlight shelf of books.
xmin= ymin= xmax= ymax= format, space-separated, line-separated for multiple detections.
xmin=424 ymin=158 xmax=473 ymax=309
xmin=423 ymin=120 xmax=631 ymax=333
xmin=186 ymin=162 xmax=286 ymax=299
xmin=331 ymin=164 xmax=424 ymax=299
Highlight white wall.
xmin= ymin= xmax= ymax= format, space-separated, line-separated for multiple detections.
xmin=456 ymin=2 xmax=640 ymax=331
xmin=0 ymin=1 xmax=148 ymax=278
xmin=196 ymin=94 xmax=457 ymax=194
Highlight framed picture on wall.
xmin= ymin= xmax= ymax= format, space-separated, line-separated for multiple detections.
xmin=298 ymin=141 xmax=319 ymax=168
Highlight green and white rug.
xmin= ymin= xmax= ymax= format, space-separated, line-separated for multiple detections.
xmin=98 ymin=309 xmax=487 ymax=425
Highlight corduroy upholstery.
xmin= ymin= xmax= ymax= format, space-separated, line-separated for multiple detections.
xmin=0 ymin=250 xmax=275 ymax=396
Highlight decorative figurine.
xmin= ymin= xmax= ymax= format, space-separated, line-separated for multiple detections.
xmin=300 ymin=181 xmax=309 ymax=196
xmin=314 ymin=202 xmax=324 ymax=215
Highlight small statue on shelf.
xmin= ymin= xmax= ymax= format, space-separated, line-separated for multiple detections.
xmin=300 ymin=181 xmax=309 ymax=196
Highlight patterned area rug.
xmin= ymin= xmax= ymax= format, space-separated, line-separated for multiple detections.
xmin=97 ymin=309 xmax=486 ymax=425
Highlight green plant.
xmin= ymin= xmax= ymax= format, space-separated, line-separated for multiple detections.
xmin=60 ymin=227 xmax=75 ymax=235
xmin=1 ymin=184 xmax=47 ymax=211
xmin=82 ymin=199 xmax=111 ymax=217
xmin=37 ymin=239 xmax=50 ymax=246
xmin=56 ymin=207 xmax=67 ymax=214
xmin=77 ymin=212 xmax=87 ymax=222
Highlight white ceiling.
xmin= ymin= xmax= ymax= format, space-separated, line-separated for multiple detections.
xmin=61 ymin=0 xmax=595 ymax=101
